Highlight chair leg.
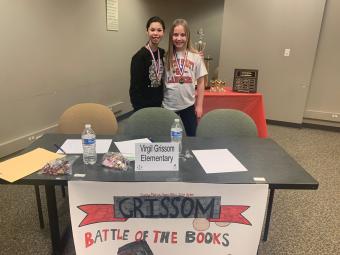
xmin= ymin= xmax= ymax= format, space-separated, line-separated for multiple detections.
xmin=61 ymin=185 xmax=66 ymax=198
xmin=34 ymin=185 xmax=44 ymax=229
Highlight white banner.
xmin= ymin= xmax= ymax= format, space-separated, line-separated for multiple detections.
xmin=69 ymin=181 xmax=268 ymax=255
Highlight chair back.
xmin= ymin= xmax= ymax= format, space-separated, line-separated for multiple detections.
xmin=124 ymin=107 xmax=184 ymax=137
xmin=58 ymin=103 xmax=118 ymax=135
xmin=196 ymin=109 xmax=257 ymax=138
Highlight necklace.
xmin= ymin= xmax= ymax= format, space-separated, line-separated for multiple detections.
xmin=146 ymin=43 xmax=161 ymax=85
xmin=174 ymin=50 xmax=187 ymax=84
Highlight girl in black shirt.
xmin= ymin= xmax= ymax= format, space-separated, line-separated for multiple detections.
xmin=129 ymin=16 xmax=166 ymax=111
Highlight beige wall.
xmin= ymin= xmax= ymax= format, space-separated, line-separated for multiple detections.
xmin=0 ymin=0 xmax=224 ymax=157
xmin=1 ymin=0 xmax=338 ymax=157
xmin=0 ymin=0 xmax=145 ymax=156
xmin=304 ymin=0 xmax=340 ymax=125
xmin=219 ymin=0 xmax=326 ymax=124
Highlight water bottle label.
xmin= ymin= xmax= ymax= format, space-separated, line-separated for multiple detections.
xmin=83 ymin=138 xmax=95 ymax=145
xmin=171 ymin=130 xmax=182 ymax=139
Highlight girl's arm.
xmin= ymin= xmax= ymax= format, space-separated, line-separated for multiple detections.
xmin=129 ymin=54 xmax=144 ymax=108
xmin=195 ymin=75 xmax=206 ymax=118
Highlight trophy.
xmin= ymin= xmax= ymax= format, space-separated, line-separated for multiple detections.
xmin=195 ymin=28 xmax=213 ymax=89
xmin=195 ymin=28 xmax=206 ymax=52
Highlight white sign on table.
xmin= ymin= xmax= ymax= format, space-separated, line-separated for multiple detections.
xmin=135 ymin=143 xmax=179 ymax=171
xmin=69 ymin=181 xmax=268 ymax=255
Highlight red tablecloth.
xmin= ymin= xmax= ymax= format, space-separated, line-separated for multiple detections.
xmin=201 ymin=87 xmax=267 ymax=138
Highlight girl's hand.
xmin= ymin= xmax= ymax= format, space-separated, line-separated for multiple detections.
xmin=195 ymin=105 xmax=203 ymax=118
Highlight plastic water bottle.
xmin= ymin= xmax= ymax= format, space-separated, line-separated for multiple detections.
xmin=171 ymin=118 xmax=183 ymax=153
xmin=82 ymin=124 xmax=97 ymax=165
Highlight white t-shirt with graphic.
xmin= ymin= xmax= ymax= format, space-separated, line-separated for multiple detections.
xmin=163 ymin=50 xmax=207 ymax=111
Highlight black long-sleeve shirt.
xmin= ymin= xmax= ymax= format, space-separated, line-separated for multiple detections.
xmin=129 ymin=47 xmax=165 ymax=110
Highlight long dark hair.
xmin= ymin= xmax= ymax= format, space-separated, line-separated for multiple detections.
xmin=166 ymin=19 xmax=196 ymax=71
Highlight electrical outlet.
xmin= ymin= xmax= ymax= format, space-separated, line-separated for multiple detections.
xmin=284 ymin=48 xmax=291 ymax=57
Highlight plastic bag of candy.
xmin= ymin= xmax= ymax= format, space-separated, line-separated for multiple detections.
xmin=39 ymin=155 xmax=79 ymax=176
xmin=101 ymin=152 xmax=129 ymax=171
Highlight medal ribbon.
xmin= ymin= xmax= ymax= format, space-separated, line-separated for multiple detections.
xmin=174 ymin=50 xmax=188 ymax=81
xmin=146 ymin=43 xmax=161 ymax=82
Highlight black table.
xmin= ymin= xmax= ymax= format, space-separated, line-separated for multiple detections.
xmin=0 ymin=134 xmax=318 ymax=255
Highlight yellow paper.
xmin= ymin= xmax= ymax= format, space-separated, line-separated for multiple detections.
xmin=0 ymin=148 xmax=64 ymax=183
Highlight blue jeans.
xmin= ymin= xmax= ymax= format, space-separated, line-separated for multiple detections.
xmin=175 ymin=105 xmax=197 ymax=136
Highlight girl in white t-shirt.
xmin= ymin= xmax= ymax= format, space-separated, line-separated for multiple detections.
xmin=163 ymin=19 xmax=207 ymax=136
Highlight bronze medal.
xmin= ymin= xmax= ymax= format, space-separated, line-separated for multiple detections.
xmin=174 ymin=50 xmax=188 ymax=85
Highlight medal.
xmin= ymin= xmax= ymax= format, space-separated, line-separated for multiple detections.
xmin=174 ymin=50 xmax=188 ymax=84
xmin=146 ymin=43 xmax=162 ymax=84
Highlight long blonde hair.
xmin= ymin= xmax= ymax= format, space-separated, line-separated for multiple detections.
xmin=166 ymin=19 xmax=197 ymax=71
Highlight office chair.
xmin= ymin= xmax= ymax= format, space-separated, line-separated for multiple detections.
xmin=196 ymin=109 xmax=258 ymax=138
xmin=34 ymin=103 xmax=118 ymax=228
xmin=58 ymin=103 xmax=118 ymax=135
xmin=58 ymin=102 xmax=118 ymax=193
xmin=124 ymin=107 xmax=185 ymax=137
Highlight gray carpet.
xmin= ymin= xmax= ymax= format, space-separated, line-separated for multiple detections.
xmin=258 ymin=125 xmax=340 ymax=255
xmin=0 ymin=124 xmax=339 ymax=254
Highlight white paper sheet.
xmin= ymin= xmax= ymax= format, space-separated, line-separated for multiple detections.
xmin=192 ymin=149 xmax=248 ymax=174
xmin=106 ymin=0 xmax=119 ymax=31
xmin=57 ymin=139 xmax=112 ymax=154
xmin=114 ymin=138 xmax=152 ymax=160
